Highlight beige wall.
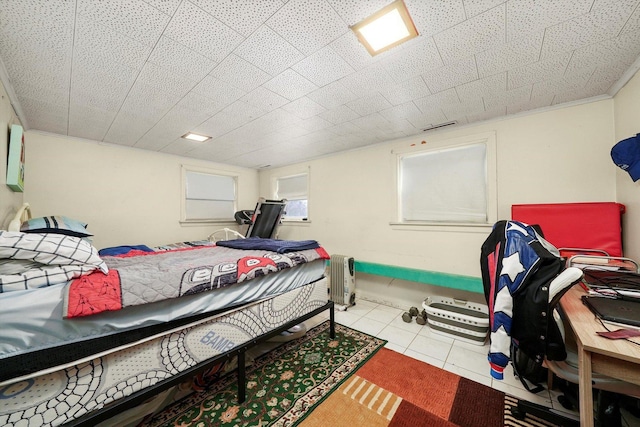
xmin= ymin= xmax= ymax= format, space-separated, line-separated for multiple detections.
xmin=260 ymin=99 xmax=618 ymax=308
xmin=614 ymin=69 xmax=640 ymax=262
xmin=0 ymin=80 xmax=23 ymax=228
xmin=23 ymin=132 xmax=259 ymax=249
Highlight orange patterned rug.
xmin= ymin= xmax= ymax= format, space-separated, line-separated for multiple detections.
xmin=145 ymin=321 xmax=560 ymax=426
xmin=301 ymin=347 xmax=508 ymax=427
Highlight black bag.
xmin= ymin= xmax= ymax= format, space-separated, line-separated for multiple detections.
xmin=511 ymin=341 xmax=547 ymax=393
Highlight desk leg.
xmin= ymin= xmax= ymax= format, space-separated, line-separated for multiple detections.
xmin=578 ymin=341 xmax=594 ymax=427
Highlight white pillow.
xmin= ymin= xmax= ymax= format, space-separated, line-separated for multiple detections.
xmin=0 ymin=258 xmax=39 ymax=275
xmin=0 ymin=231 xmax=108 ymax=273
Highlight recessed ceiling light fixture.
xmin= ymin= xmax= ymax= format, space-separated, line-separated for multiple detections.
xmin=350 ymin=0 xmax=418 ymax=56
xmin=181 ymin=132 xmax=211 ymax=142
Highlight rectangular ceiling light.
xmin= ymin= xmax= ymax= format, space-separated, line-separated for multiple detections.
xmin=182 ymin=132 xmax=211 ymax=142
xmin=350 ymin=0 xmax=418 ymax=56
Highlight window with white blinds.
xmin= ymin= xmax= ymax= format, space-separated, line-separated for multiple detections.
xmin=183 ymin=168 xmax=237 ymax=221
xmin=395 ymin=133 xmax=496 ymax=225
xmin=275 ymin=173 xmax=308 ymax=220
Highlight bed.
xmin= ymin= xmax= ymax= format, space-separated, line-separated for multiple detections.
xmin=0 ymin=204 xmax=335 ymax=426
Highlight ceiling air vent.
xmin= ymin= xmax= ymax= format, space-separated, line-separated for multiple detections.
xmin=422 ymin=121 xmax=457 ymax=132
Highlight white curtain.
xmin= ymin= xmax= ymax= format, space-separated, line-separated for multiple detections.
xmin=185 ymin=172 xmax=236 ymax=220
xmin=400 ymin=143 xmax=487 ymax=223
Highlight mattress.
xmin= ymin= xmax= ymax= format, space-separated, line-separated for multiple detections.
xmin=511 ymin=202 xmax=625 ymax=257
xmin=0 ymin=278 xmax=329 ymax=427
xmin=0 ymin=259 xmax=325 ymax=381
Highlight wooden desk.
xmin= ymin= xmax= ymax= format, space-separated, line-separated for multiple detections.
xmin=560 ymin=285 xmax=640 ymax=426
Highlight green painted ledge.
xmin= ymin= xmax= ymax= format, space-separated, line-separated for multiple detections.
xmin=353 ymin=260 xmax=484 ymax=294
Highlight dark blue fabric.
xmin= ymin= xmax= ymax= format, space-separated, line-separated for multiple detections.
xmin=99 ymin=245 xmax=155 ymax=257
xmin=216 ymin=237 xmax=319 ymax=253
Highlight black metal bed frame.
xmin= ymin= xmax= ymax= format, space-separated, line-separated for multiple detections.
xmin=67 ymin=301 xmax=335 ymax=426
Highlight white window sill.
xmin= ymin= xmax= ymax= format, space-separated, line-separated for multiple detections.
xmin=389 ymin=221 xmax=493 ymax=233
xmin=180 ymin=220 xmax=236 ymax=227
xmin=281 ymin=219 xmax=311 ymax=226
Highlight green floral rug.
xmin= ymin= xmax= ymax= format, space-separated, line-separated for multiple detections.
xmin=144 ymin=321 xmax=386 ymax=426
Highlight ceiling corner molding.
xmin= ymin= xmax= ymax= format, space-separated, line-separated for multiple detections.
xmin=608 ymin=55 xmax=640 ymax=97
xmin=0 ymin=56 xmax=28 ymax=130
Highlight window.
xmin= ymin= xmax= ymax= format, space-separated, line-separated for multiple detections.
xmin=182 ymin=167 xmax=237 ymax=222
xmin=275 ymin=173 xmax=308 ymax=220
xmin=395 ymin=132 xmax=496 ymax=226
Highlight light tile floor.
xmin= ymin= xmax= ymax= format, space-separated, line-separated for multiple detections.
xmin=305 ymin=298 xmax=640 ymax=427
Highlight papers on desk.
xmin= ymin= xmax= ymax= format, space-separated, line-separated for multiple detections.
xmin=573 ymin=263 xmax=624 ymax=271
xmin=581 ymin=268 xmax=640 ymax=301
xmin=587 ymin=288 xmax=640 ymax=300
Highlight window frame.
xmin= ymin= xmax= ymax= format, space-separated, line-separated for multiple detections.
xmin=272 ymin=170 xmax=310 ymax=222
xmin=180 ymin=165 xmax=238 ymax=224
xmin=391 ymin=131 xmax=497 ymax=229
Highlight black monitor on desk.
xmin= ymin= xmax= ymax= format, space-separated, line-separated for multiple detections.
xmin=245 ymin=198 xmax=287 ymax=239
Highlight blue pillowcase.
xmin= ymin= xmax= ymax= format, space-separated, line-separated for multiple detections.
xmin=98 ymin=245 xmax=154 ymax=257
xmin=21 ymin=216 xmax=92 ymax=238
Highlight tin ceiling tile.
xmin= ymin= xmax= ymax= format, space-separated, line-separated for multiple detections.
xmin=136 ymin=62 xmax=197 ymax=99
xmin=147 ymin=36 xmax=217 ymax=82
xmin=346 ymin=93 xmax=393 ymax=116
xmin=434 ymin=4 xmax=506 ymax=64
xmin=483 ymin=85 xmax=532 ymax=110
xmin=475 ymin=32 xmax=544 ymax=78
xmin=340 ymin=64 xmax=396 ymax=98
xmin=406 ymin=0 xmax=467 ymax=37
xmin=163 ymin=1 xmax=244 ymax=62
xmin=119 ymin=81 xmax=180 ymax=122
xmin=456 ymin=73 xmax=506 ymax=102
xmin=318 ymin=104 xmax=360 ymax=124
xmin=508 ymin=52 xmax=572 ymax=89
xmin=329 ymin=32 xmax=390 ymax=71
xmin=68 ymin=104 xmax=116 ymax=141
xmin=297 ymin=115 xmax=334 ymax=132
xmin=380 ymin=76 xmax=432 ymax=106
xmin=505 ymin=0 xmax=593 ymax=41
xmin=1 ymin=0 xmax=640 ymax=167
xmin=621 ymin=1 xmax=640 ymax=34
xmin=281 ymin=97 xmax=327 ymax=119
xmin=325 ymin=0 xmax=390 ymax=25
xmin=241 ymin=86 xmax=290 ymax=112
xmin=507 ymin=94 xmax=555 ymax=115
xmin=413 ymin=88 xmax=461 ymax=114
xmin=463 ymin=0 xmax=506 ymax=18
xmin=234 ymin=25 xmax=305 ymax=76
xmin=307 ymin=80 xmax=358 ymax=109
xmin=210 ymin=54 xmax=271 ymax=92
xmin=190 ymin=0 xmax=285 ymax=37
xmin=263 ymin=69 xmax=318 ymax=101
xmin=143 ymin=0 xmax=182 ymax=15
xmin=441 ymin=97 xmax=485 ymax=121
xmin=379 ymin=102 xmax=424 ymax=125
xmin=292 ymin=46 xmax=355 ymax=87
xmin=530 ymin=69 xmax=593 ymax=100
xmin=540 ymin=0 xmax=638 ymax=58
xmin=566 ymin=29 xmax=640 ymax=74
xmin=191 ymin=75 xmax=246 ymax=112
xmin=73 ymin=18 xmax=150 ymax=72
xmin=266 ymin=0 xmax=347 ymax=55
xmin=77 ymin=0 xmax=169 ymax=47
xmin=382 ymin=38 xmax=443 ymax=82
xmin=422 ymin=57 xmax=479 ymax=93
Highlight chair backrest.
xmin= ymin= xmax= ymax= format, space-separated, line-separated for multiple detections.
xmin=245 ymin=198 xmax=287 ymax=239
